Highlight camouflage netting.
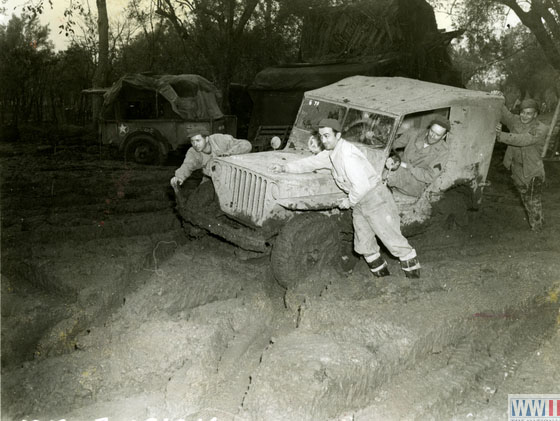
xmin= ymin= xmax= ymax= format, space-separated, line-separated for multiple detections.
xmin=299 ymin=0 xmax=445 ymax=76
xmin=102 ymin=74 xmax=224 ymax=120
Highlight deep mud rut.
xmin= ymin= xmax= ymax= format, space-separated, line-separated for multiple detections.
xmin=1 ymin=137 xmax=559 ymax=421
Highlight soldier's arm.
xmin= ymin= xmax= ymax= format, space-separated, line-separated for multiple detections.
xmin=392 ymin=129 xmax=413 ymax=149
xmin=175 ymin=148 xmax=203 ymax=181
xmin=499 ymin=104 xmax=518 ymax=130
xmin=224 ymin=136 xmax=252 ymax=155
xmin=499 ymin=123 xmax=548 ymax=147
xmin=284 ymin=151 xmax=331 ymax=173
xmin=410 ymin=147 xmax=449 ymax=184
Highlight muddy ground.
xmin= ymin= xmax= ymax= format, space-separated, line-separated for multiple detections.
xmin=1 ymin=131 xmax=559 ymax=421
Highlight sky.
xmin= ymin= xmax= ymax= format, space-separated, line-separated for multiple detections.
xmin=1 ymin=0 xmax=129 ymax=50
xmin=1 ymin=0 xmax=520 ymax=51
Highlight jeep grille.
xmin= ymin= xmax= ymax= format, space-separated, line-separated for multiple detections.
xmin=223 ymin=165 xmax=269 ymax=224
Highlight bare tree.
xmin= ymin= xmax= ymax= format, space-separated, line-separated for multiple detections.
xmin=18 ymin=0 xmax=110 ymax=126
xmin=91 ymin=0 xmax=108 ymax=128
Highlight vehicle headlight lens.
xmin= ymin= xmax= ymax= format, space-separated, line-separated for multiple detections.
xmin=270 ymin=182 xmax=279 ymax=199
xmin=270 ymin=136 xmax=282 ymax=150
xmin=212 ymin=162 xmax=222 ymax=178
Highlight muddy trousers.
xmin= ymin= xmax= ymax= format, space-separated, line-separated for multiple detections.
xmin=352 ymin=184 xmax=416 ymax=260
xmin=385 ymin=166 xmax=427 ymax=197
xmin=514 ymin=176 xmax=544 ymax=231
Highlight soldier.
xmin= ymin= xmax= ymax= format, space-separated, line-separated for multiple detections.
xmin=270 ymin=118 xmax=420 ymax=278
xmin=170 ymin=128 xmax=252 ymax=192
xmin=497 ymin=98 xmax=548 ymax=232
xmin=385 ymin=116 xmax=450 ymax=197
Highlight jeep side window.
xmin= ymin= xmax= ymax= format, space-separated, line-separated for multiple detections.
xmin=393 ymin=108 xmax=450 ymax=150
xmin=295 ymin=100 xmax=347 ymax=131
xmin=342 ymin=109 xmax=395 ymax=148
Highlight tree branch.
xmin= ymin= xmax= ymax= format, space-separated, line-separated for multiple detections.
xmin=234 ymin=0 xmax=259 ymax=39
xmin=498 ymin=0 xmax=560 ymax=69
xmin=533 ymin=0 xmax=560 ymax=43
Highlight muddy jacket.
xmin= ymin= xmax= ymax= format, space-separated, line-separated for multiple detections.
xmin=175 ymin=134 xmax=251 ymax=181
xmin=499 ymin=105 xmax=547 ymax=184
xmin=284 ymin=138 xmax=382 ymax=206
xmin=392 ymin=128 xmax=449 ymax=184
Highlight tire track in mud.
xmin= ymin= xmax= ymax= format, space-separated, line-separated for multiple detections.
xmin=3 ymin=142 xmax=560 ymax=420
xmin=1 ymin=141 xmax=197 ymax=368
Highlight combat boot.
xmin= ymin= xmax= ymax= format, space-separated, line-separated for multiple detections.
xmin=400 ymin=256 xmax=421 ymax=278
xmin=367 ymin=256 xmax=390 ymax=277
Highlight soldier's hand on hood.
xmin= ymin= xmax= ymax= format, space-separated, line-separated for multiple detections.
xmin=338 ymin=197 xmax=351 ymax=209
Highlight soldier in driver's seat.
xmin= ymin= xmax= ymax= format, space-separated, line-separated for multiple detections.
xmin=385 ymin=116 xmax=450 ymax=197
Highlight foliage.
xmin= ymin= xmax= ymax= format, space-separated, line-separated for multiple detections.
xmin=429 ymin=0 xmax=560 ymax=106
xmin=0 ymin=13 xmax=98 ymax=125
xmin=0 ymin=15 xmax=54 ymax=123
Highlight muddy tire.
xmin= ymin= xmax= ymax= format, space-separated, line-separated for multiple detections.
xmin=271 ymin=213 xmax=349 ymax=289
xmin=124 ymin=134 xmax=165 ymax=165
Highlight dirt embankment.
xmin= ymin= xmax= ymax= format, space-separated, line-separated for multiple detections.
xmin=1 ymin=138 xmax=560 ymax=421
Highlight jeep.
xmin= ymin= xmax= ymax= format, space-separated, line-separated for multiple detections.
xmin=176 ymin=76 xmax=503 ymax=287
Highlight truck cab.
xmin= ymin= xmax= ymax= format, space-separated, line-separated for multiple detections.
xmin=177 ymin=76 xmax=504 ymax=287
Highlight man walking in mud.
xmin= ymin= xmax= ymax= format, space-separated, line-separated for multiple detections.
xmin=385 ymin=116 xmax=450 ymax=197
xmin=170 ymin=128 xmax=252 ymax=192
xmin=496 ymin=98 xmax=548 ymax=232
xmin=270 ymin=118 xmax=420 ymax=278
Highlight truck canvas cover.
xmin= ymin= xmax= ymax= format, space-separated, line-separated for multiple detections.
xmin=102 ymin=73 xmax=224 ymax=120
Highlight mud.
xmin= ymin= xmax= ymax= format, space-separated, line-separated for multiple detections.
xmin=1 ymin=137 xmax=559 ymax=421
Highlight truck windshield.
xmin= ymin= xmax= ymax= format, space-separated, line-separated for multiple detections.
xmin=295 ymin=99 xmax=347 ymax=131
xmin=342 ymin=108 xmax=396 ymax=148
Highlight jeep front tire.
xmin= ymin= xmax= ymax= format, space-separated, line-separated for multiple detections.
xmin=271 ymin=213 xmax=346 ymax=288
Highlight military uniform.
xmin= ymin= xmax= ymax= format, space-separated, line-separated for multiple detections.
xmin=175 ymin=133 xmax=252 ymax=181
xmin=386 ymin=128 xmax=449 ymax=197
xmin=284 ymin=138 xmax=419 ymax=276
xmin=499 ymin=105 xmax=548 ymax=231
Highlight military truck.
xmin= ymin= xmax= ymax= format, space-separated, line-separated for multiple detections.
xmin=176 ymin=76 xmax=503 ymax=287
xmin=99 ymin=74 xmax=237 ymax=165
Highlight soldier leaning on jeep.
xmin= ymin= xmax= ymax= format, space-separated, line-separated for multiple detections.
xmin=270 ymin=118 xmax=421 ymax=279
xmin=170 ymin=128 xmax=252 ymax=192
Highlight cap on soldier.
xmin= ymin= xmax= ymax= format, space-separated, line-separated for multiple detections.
xmin=318 ymin=118 xmax=342 ymax=132
xmin=520 ymin=98 xmax=539 ymax=112
xmin=429 ymin=115 xmax=451 ymax=131
xmin=186 ymin=127 xmax=210 ymax=138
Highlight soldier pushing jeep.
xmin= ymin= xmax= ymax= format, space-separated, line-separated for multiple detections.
xmin=496 ymin=98 xmax=548 ymax=232
xmin=170 ymin=128 xmax=252 ymax=192
xmin=270 ymin=118 xmax=421 ymax=279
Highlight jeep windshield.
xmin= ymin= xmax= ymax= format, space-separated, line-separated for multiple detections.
xmin=294 ymin=99 xmax=396 ymax=149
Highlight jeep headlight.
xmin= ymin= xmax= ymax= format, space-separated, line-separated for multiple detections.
xmin=270 ymin=182 xmax=279 ymax=199
xmin=211 ymin=161 xmax=222 ymax=178
xmin=270 ymin=136 xmax=282 ymax=150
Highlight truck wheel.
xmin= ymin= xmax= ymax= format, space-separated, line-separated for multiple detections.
xmin=124 ymin=134 xmax=165 ymax=165
xmin=271 ymin=213 xmax=343 ymax=289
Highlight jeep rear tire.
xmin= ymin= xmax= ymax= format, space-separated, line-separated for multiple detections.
xmin=124 ymin=134 xmax=165 ymax=165
xmin=271 ymin=213 xmax=345 ymax=289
